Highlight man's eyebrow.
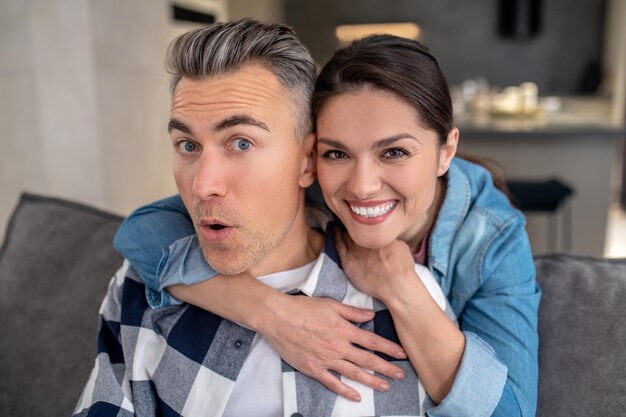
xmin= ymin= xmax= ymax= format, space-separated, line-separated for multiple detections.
xmin=168 ymin=118 xmax=192 ymax=134
xmin=214 ymin=115 xmax=270 ymax=132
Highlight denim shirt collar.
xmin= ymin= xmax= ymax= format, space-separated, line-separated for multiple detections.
xmin=428 ymin=159 xmax=471 ymax=282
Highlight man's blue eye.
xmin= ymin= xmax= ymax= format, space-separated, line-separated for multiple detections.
xmin=178 ymin=140 xmax=197 ymax=153
xmin=233 ymin=138 xmax=252 ymax=151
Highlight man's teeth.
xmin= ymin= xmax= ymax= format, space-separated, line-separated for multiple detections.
xmin=350 ymin=202 xmax=397 ymax=218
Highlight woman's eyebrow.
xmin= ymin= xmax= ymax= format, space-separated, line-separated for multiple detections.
xmin=317 ymin=137 xmax=348 ymax=150
xmin=318 ymin=134 xmax=420 ymax=150
xmin=372 ymin=134 xmax=419 ymax=148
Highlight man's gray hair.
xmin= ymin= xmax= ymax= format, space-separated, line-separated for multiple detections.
xmin=165 ymin=18 xmax=316 ymax=138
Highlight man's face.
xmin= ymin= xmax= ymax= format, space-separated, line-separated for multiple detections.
xmin=169 ymin=64 xmax=315 ymax=275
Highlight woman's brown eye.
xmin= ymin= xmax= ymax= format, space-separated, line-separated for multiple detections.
xmin=323 ymin=150 xmax=347 ymax=159
xmin=384 ymin=148 xmax=408 ymax=158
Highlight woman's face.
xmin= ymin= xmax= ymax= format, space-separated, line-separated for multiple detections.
xmin=316 ymin=89 xmax=457 ymax=250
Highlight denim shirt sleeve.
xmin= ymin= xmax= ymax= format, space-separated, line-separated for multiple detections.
xmin=112 ymin=194 xmax=218 ymax=308
xmin=428 ymin=220 xmax=540 ymax=417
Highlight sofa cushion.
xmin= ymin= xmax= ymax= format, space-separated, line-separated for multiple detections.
xmin=535 ymin=254 xmax=626 ymax=417
xmin=0 ymin=193 xmax=123 ymax=417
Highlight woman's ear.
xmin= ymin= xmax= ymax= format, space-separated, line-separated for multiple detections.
xmin=437 ymin=128 xmax=459 ymax=176
xmin=299 ymin=133 xmax=317 ymax=188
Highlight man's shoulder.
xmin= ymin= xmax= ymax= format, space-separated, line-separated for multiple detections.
xmin=97 ymin=260 xmax=136 ymax=324
xmin=101 ymin=260 xmax=226 ymax=337
xmin=100 ymin=259 xmax=253 ymax=373
xmin=79 ymin=261 xmax=254 ymax=417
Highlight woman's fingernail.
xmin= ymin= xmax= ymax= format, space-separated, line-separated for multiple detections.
xmin=395 ymin=371 xmax=405 ymax=379
xmin=397 ymin=350 xmax=407 ymax=359
xmin=352 ymin=393 xmax=361 ymax=402
xmin=379 ymin=381 xmax=390 ymax=391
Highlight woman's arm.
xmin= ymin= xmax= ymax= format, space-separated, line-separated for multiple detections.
xmin=114 ymin=195 xmax=409 ymax=400
xmin=451 ymin=229 xmax=539 ymax=417
xmin=335 ymin=233 xmax=465 ymax=404
xmin=336 ymin=225 xmax=539 ymax=417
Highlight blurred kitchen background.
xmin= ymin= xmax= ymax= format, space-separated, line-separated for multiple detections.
xmin=1 ymin=0 xmax=625 ymax=258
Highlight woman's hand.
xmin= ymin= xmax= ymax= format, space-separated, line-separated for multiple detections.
xmin=257 ymin=292 xmax=408 ymax=402
xmin=170 ymin=275 xmax=407 ymax=402
xmin=334 ymin=230 xmax=417 ymax=303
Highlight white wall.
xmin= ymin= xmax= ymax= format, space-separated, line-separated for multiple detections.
xmin=1 ymin=1 xmax=47 ymax=238
xmin=229 ymin=0 xmax=283 ymax=22
xmin=603 ymin=0 xmax=626 ymax=124
xmin=0 ymin=0 xmax=229 ymax=240
xmin=0 ymin=0 xmax=107 ymax=240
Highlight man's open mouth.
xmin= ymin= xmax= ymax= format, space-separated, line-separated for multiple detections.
xmin=208 ymin=224 xmax=226 ymax=230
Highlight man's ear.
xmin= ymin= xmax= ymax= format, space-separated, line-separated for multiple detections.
xmin=437 ymin=128 xmax=459 ymax=177
xmin=299 ymin=133 xmax=317 ymax=188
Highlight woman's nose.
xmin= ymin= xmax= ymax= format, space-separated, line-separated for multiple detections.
xmin=346 ymin=160 xmax=381 ymax=199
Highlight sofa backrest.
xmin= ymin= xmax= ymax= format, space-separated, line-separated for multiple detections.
xmin=535 ymin=254 xmax=626 ymax=416
xmin=1 ymin=193 xmax=625 ymax=416
xmin=0 ymin=193 xmax=123 ymax=417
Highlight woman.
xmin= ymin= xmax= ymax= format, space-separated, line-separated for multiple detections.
xmin=115 ymin=35 xmax=540 ymax=416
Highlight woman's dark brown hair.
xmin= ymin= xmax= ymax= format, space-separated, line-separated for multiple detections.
xmin=312 ymin=34 xmax=511 ymax=199
xmin=313 ymin=34 xmax=452 ymax=146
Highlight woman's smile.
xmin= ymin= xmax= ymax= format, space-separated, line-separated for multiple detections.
xmin=346 ymin=199 xmax=399 ymax=223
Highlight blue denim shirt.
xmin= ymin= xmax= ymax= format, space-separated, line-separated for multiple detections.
xmin=114 ymin=157 xmax=540 ymax=417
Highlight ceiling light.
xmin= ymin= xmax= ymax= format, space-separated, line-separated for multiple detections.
xmin=335 ymin=23 xmax=421 ymax=43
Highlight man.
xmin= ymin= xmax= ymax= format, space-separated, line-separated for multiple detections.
xmin=73 ymin=19 xmax=409 ymax=417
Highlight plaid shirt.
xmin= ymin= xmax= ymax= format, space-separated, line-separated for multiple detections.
xmin=74 ymin=231 xmax=456 ymax=417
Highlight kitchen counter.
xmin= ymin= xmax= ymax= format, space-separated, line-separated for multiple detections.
xmin=455 ymin=96 xmax=626 ymax=138
xmin=455 ymin=96 xmax=625 ymax=257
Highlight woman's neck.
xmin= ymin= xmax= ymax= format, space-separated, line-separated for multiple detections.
xmin=405 ymin=177 xmax=447 ymax=253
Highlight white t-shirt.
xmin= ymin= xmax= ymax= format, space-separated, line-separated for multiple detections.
xmin=222 ymin=261 xmax=315 ymax=417
xmin=222 ymin=258 xmax=454 ymax=417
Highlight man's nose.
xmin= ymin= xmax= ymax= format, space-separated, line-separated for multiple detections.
xmin=191 ymin=152 xmax=228 ymax=199
xmin=346 ymin=159 xmax=381 ymax=199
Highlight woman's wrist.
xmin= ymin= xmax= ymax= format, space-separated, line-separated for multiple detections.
xmin=251 ymin=284 xmax=293 ymax=334
xmin=379 ymin=270 xmax=428 ymax=312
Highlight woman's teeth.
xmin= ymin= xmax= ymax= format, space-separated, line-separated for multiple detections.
xmin=350 ymin=201 xmax=397 ymax=218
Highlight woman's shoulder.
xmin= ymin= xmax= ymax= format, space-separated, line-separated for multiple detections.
xmin=434 ymin=159 xmax=534 ymax=295
xmin=436 ymin=159 xmax=529 ymax=267
xmin=450 ymin=157 xmax=525 ymax=231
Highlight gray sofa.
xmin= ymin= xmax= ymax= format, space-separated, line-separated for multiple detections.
xmin=0 ymin=193 xmax=625 ymax=416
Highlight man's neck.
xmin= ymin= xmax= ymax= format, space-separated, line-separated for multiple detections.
xmin=246 ymin=208 xmax=324 ymax=278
